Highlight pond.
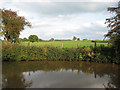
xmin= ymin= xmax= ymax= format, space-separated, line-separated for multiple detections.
xmin=2 ymin=61 xmax=120 ymax=88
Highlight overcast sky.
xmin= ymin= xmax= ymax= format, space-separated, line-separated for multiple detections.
xmin=0 ymin=0 xmax=119 ymax=40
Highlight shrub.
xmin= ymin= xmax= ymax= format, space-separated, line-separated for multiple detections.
xmin=2 ymin=42 xmax=120 ymax=64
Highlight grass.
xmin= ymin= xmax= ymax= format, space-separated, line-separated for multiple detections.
xmin=20 ymin=40 xmax=108 ymax=48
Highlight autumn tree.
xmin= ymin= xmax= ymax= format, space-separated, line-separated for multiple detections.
xmin=0 ymin=9 xmax=31 ymax=43
xmin=105 ymin=2 xmax=120 ymax=47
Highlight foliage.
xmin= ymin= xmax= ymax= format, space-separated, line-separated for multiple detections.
xmin=55 ymin=39 xmax=72 ymax=41
xmin=77 ymin=38 xmax=80 ymax=41
xmin=73 ymin=36 xmax=77 ymax=41
xmin=95 ymin=40 xmax=108 ymax=43
xmin=105 ymin=1 xmax=120 ymax=63
xmin=49 ymin=38 xmax=54 ymax=41
xmin=38 ymin=39 xmax=43 ymax=42
xmin=0 ymin=9 xmax=31 ymax=43
xmin=2 ymin=42 xmax=120 ymax=64
xmin=105 ymin=2 xmax=120 ymax=41
xmin=28 ymin=35 xmax=38 ymax=43
xmin=105 ymin=2 xmax=120 ymax=48
xmin=22 ymin=38 xmax=28 ymax=42
xmin=83 ymin=39 xmax=88 ymax=41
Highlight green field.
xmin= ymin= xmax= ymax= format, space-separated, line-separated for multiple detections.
xmin=20 ymin=40 xmax=108 ymax=48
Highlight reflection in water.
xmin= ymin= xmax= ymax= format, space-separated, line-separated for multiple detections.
xmin=2 ymin=61 xmax=120 ymax=88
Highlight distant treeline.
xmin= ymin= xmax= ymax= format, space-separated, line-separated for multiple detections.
xmin=11 ymin=38 xmax=108 ymax=42
xmin=54 ymin=39 xmax=72 ymax=41
xmin=0 ymin=38 xmax=109 ymax=43
xmin=92 ymin=40 xmax=109 ymax=43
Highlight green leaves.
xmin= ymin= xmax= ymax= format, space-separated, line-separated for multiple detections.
xmin=28 ymin=35 xmax=38 ymax=43
xmin=105 ymin=2 xmax=120 ymax=45
xmin=1 ymin=9 xmax=31 ymax=43
xmin=2 ymin=42 xmax=120 ymax=64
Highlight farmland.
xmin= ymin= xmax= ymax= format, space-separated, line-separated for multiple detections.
xmin=20 ymin=40 xmax=108 ymax=48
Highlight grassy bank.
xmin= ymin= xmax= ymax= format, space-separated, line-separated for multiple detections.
xmin=2 ymin=41 xmax=120 ymax=64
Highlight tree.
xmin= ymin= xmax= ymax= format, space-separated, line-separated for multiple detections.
xmin=83 ymin=39 xmax=88 ymax=41
xmin=28 ymin=35 xmax=38 ymax=43
xmin=38 ymin=39 xmax=42 ymax=42
xmin=49 ymin=38 xmax=54 ymax=41
xmin=77 ymin=38 xmax=80 ymax=41
xmin=0 ymin=9 xmax=31 ymax=43
xmin=22 ymin=38 xmax=28 ymax=42
xmin=105 ymin=1 xmax=120 ymax=62
xmin=0 ymin=39 xmax=2 ymax=41
xmin=105 ymin=1 xmax=120 ymax=46
xmin=73 ymin=36 xmax=77 ymax=41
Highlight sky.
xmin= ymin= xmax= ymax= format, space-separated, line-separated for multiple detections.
xmin=0 ymin=0 xmax=119 ymax=40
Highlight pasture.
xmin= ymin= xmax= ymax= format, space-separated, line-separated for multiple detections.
xmin=20 ymin=40 xmax=108 ymax=48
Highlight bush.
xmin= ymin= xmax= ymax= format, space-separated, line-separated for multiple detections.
xmin=2 ymin=42 xmax=120 ymax=64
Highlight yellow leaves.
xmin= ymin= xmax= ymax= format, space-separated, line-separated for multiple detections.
xmin=82 ymin=47 xmax=92 ymax=52
xmin=88 ymin=52 xmax=100 ymax=58
xmin=43 ymin=47 xmax=48 ymax=54
xmin=88 ymin=52 xmax=94 ymax=58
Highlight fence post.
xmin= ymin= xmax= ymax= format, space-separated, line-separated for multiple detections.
xmin=77 ymin=43 xmax=80 ymax=48
xmin=95 ymin=41 xmax=96 ymax=48
xmin=28 ymin=42 xmax=30 ymax=47
xmin=94 ymin=41 xmax=97 ymax=53
xmin=108 ymin=42 xmax=110 ymax=47
xmin=62 ymin=42 xmax=63 ymax=48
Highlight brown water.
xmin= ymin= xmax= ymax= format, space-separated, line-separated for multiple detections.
xmin=2 ymin=61 xmax=120 ymax=88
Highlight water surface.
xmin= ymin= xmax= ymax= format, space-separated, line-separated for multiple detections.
xmin=2 ymin=61 xmax=120 ymax=88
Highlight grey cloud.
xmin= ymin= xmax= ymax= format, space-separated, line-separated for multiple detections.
xmin=5 ymin=2 xmax=118 ymax=17
xmin=20 ymin=19 xmax=108 ymax=40
xmin=3 ymin=1 xmax=114 ymax=40
xmin=60 ymin=22 xmax=107 ymax=40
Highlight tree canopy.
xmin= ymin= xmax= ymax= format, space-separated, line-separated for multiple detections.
xmin=22 ymin=38 xmax=28 ymax=42
xmin=0 ymin=9 xmax=31 ymax=43
xmin=49 ymin=38 xmax=54 ymax=41
xmin=28 ymin=35 xmax=38 ymax=43
xmin=77 ymin=38 xmax=80 ymax=41
xmin=105 ymin=1 xmax=120 ymax=61
xmin=105 ymin=2 xmax=120 ymax=45
xmin=73 ymin=36 xmax=77 ymax=41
